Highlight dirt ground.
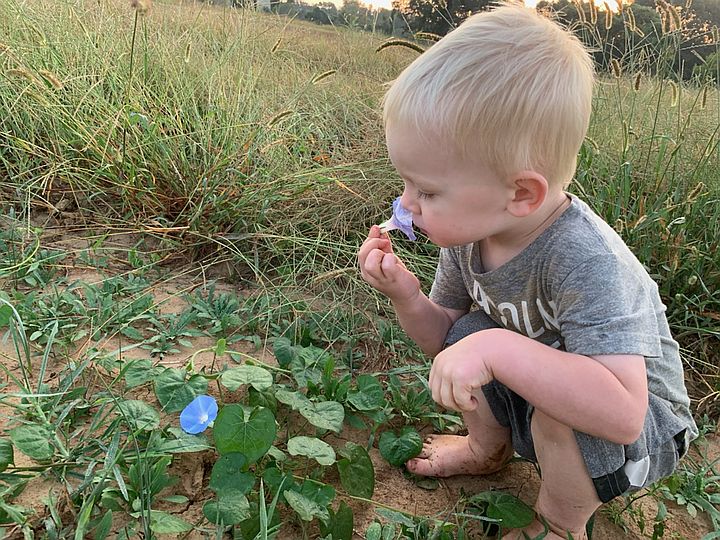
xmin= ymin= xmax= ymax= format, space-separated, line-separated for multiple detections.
xmin=2 ymin=264 xmax=718 ymax=539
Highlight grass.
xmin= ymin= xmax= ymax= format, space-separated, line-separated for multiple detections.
xmin=0 ymin=0 xmax=719 ymax=538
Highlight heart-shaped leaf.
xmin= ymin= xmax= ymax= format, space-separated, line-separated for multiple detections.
xmin=117 ymin=400 xmax=160 ymax=431
xmin=209 ymin=453 xmax=255 ymax=495
xmin=203 ymin=491 xmax=251 ymax=526
xmin=337 ymin=442 xmax=374 ymax=498
xmin=287 ymin=436 xmax=336 ymax=466
xmin=221 ymin=365 xmax=273 ymax=391
xmin=319 ymin=501 xmax=354 ymax=540
xmin=468 ymin=491 xmax=535 ymax=529
xmin=213 ymin=404 xmax=276 ymax=463
xmin=299 ymin=400 xmax=344 ymax=433
xmin=346 ymin=375 xmax=386 ymax=411
xmin=379 ymin=426 xmax=422 ymax=467
xmin=284 ymin=490 xmax=329 ymax=522
xmin=149 ymin=511 xmax=192 ymax=533
xmin=155 ymin=369 xmax=208 ymax=413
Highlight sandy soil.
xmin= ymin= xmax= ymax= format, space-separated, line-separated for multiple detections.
xmin=1 ymin=264 xmax=717 ymax=539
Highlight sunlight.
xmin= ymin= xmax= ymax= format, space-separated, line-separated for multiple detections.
xmin=525 ymin=0 xmax=627 ymax=11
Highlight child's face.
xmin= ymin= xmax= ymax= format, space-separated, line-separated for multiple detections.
xmin=386 ymin=122 xmax=514 ymax=248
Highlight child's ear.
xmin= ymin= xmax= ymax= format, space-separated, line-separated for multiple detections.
xmin=506 ymin=171 xmax=548 ymax=217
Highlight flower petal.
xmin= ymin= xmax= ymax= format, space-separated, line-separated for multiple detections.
xmin=180 ymin=394 xmax=218 ymax=434
xmin=379 ymin=196 xmax=416 ymax=241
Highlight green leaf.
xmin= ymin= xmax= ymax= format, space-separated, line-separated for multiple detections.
xmin=366 ymin=522 xmax=382 ymax=540
xmin=215 ymin=338 xmax=227 ymax=356
xmin=468 ymin=491 xmax=535 ymax=529
xmin=93 ymin=509 xmax=113 ymax=540
xmin=347 ymin=375 xmax=386 ymax=411
xmin=287 ymin=436 xmax=336 ymax=466
xmin=158 ymin=428 xmax=212 ymax=453
xmin=284 ymin=490 xmax=329 ymax=522
xmin=9 ymin=425 xmax=53 ymax=461
xmin=213 ymin=404 xmax=276 ymax=463
xmin=203 ymin=491 xmax=251 ymax=526
xmin=337 ymin=442 xmax=374 ymax=498
xmin=221 ymin=365 xmax=273 ymax=391
xmin=149 ymin=510 xmax=193 ymax=533
xmin=0 ymin=438 xmax=14 ymax=472
xmin=379 ymin=426 xmax=422 ymax=467
xmin=319 ymin=501 xmax=354 ymax=540
xmin=0 ymin=304 xmax=13 ymax=327
xmin=272 ymin=337 xmax=296 ymax=368
xmin=124 ymin=359 xmax=162 ymax=388
xmin=375 ymin=508 xmax=416 ymax=528
xmin=299 ymin=400 xmax=344 ymax=433
xmin=275 ymin=388 xmax=311 ymax=410
xmin=117 ymin=400 xmax=160 ymax=431
xmin=154 ymin=369 xmax=208 ymax=413
xmin=209 ymin=453 xmax=255 ymax=495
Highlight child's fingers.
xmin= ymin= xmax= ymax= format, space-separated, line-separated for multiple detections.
xmin=453 ymin=384 xmax=478 ymax=412
xmin=361 ymin=249 xmax=388 ymax=281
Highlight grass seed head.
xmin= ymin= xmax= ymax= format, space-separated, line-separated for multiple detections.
xmin=312 ymin=70 xmax=337 ymax=84
xmin=604 ymin=5 xmax=613 ymax=29
xmin=38 ymin=69 xmax=63 ymax=89
xmin=589 ymin=0 xmax=598 ymax=25
xmin=701 ymin=85 xmax=708 ymax=109
xmin=634 ymin=72 xmax=642 ymax=91
xmin=687 ymin=181 xmax=704 ymax=202
xmin=376 ymin=39 xmax=425 ymax=55
xmin=611 ymin=59 xmax=622 ymax=78
xmin=626 ymin=7 xmax=637 ymax=31
xmin=414 ymin=32 xmax=442 ymax=42
xmin=268 ymin=109 xmax=293 ymax=126
xmin=6 ymin=68 xmax=38 ymax=85
xmin=573 ymin=0 xmax=587 ymax=23
xmin=271 ymin=38 xmax=282 ymax=53
xmin=184 ymin=42 xmax=191 ymax=63
xmin=668 ymin=4 xmax=682 ymax=31
xmin=131 ymin=0 xmax=151 ymax=14
xmin=669 ymin=80 xmax=678 ymax=107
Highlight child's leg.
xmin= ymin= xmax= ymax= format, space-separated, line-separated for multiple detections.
xmin=407 ymin=311 xmax=513 ymax=477
xmin=503 ymin=409 xmax=600 ymax=540
xmin=406 ymin=391 xmax=513 ymax=477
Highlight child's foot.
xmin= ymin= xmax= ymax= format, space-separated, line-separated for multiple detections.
xmin=405 ymin=434 xmax=511 ymax=477
xmin=501 ymin=517 xmax=588 ymax=540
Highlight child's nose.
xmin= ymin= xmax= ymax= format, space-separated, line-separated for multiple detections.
xmin=399 ymin=189 xmax=419 ymax=215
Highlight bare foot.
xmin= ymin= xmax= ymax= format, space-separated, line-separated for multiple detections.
xmin=501 ymin=518 xmax=587 ymax=540
xmin=405 ymin=434 xmax=511 ymax=477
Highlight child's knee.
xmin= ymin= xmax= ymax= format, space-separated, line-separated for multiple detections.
xmin=531 ymin=409 xmax=577 ymax=445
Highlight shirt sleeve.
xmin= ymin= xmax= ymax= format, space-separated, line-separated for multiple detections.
xmin=429 ymin=247 xmax=474 ymax=312
xmin=556 ymin=255 xmax=663 ymax=358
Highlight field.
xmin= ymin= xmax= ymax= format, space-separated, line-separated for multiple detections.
xmin=1 ymin=0 xmax=719 ymax=538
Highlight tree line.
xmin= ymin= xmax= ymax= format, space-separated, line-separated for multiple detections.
xmin=217 ymin=0 xmax=720 ymax=81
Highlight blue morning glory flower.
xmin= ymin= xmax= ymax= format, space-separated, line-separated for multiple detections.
xmin=379 ymin=196 xmax=416 ymax=241
xmin=180 ymin=395 xmax=218 ymax=434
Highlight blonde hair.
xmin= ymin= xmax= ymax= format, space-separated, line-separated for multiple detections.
xmin=382 ymin=2 xmax=594 ymax=187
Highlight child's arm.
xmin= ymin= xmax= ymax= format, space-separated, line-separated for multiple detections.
xmin=358 ymin=226 xmax=466 ymax=356
xmin=430 ymin=328 xmax=648 ymax=445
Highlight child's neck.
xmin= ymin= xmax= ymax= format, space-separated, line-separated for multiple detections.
xmin=480 ymin=191 xmax=571 ymax=271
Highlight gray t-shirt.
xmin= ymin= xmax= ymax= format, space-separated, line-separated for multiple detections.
xmin=429 ymin=194 xmax=698 ymax=441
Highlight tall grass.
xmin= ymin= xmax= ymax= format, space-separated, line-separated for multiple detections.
xmin=0 ymin=0 xmax=718 ymax=406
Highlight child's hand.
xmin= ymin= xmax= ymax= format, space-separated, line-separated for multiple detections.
xmin=358 ymin=225 xmax=421 ymax=304
xmin=429 ymin=334 xmax=494 ymax=412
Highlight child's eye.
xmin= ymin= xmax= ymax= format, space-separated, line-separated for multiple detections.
xmin=417 ymin=190 xmax=433 ymax=200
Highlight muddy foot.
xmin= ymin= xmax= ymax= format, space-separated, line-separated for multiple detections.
xmin=405 ymin=434 xmax=511 ymax=477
